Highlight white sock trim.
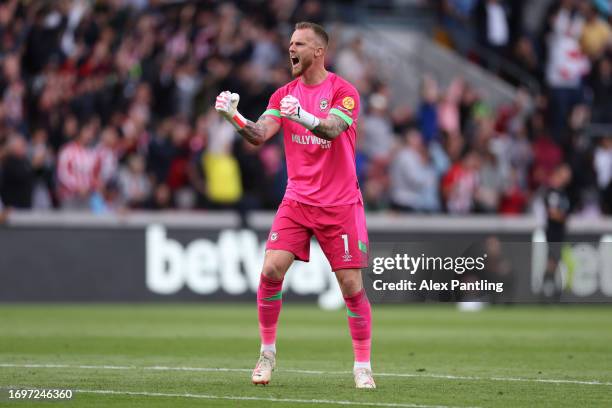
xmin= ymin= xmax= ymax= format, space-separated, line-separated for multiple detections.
xmin=354 ymin=361 xmax=371 ymax=371
xmin=261 ymin=344 xmax=276 ymax=354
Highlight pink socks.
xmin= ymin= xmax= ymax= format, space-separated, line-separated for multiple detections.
xmin=257 ymin=274 xmax=284 ymax=351
xmin=257 ymin=274 xmax=372 ymax=369
xmin=344 ymin=289 xmax=372 ymax=367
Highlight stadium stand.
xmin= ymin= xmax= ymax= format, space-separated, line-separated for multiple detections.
xmin=0 ymin=0 xmax=610 ymax=218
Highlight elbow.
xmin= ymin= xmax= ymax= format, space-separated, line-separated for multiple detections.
xmin=241 ymin=132 xmax=264 ymax=146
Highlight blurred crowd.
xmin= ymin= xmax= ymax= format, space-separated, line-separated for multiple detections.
xmin=432 ymin=0 xmax=612 ymax=215
xmin=0 ymin=0 xmax=324 ymax=214
xmin=0 ymin=0 xmax=610 ymax=217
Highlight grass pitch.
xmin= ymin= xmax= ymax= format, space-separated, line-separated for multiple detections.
xmin=1 ymin=304 xmax=611 ymax=407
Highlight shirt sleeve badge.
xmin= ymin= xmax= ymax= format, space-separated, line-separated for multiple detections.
xmin=342 ymin=96 xmax=355 ymax=110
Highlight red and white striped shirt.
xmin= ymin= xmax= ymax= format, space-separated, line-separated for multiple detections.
xmin=56 ymin=142 xmax=99 ymax=198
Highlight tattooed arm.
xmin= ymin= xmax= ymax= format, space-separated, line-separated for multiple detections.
xmin=215 ymin=91 xmax=280 ymax=146
xmin=238 ymin=116 xmax=281 ymax=146
xmin=279 ymin=94 xmax=351 ymax=141
xmin=310 ymin=115 xmax=349 ymax=141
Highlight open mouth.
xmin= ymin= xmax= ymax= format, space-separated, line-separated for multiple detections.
xmin=290 ymin=56 xmax=300 ymax=67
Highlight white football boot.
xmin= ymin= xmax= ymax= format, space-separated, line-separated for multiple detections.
xmin=354 ymin=367 xmax=376 ymax=389
xmin=252 ymin=351 xmax=275 ymax=385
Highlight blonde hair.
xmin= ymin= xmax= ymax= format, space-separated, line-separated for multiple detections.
xmin=294 ymin=21 xmax=329 ymax=47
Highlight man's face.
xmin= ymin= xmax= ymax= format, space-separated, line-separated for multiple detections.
xmin=79 ymin=125 xmax=96 ymax=146
xmin=288 ymin=29 xmax=322 ymax=77
xmin=552 ymin=166 xmax=572 ymax=188
xmin=8 ymin=136 xmax=27 ymax=158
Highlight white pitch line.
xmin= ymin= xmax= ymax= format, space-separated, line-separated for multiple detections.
xmin=75 ymin=389 xmax=470 ymax=408
xmin=0 ymin=386 xmax=473 ymax=408
xmin=1 ymin=363 xmax=611 ymax=387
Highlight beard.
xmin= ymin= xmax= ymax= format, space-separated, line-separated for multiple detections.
xmin=290 ymin=56 xmax=312 ymax=77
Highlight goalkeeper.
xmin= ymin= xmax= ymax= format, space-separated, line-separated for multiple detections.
xmin=215 ymin=21 xmax=374 ymax=389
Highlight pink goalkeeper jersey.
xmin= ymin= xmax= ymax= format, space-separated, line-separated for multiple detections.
xmin=262 ymin=72 xmax=362 ymax=206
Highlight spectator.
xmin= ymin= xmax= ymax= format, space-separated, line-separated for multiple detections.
xmin=258 ymin=143 xmax=286 ymax=209
xmin=54 ymin=115 xmax=80 ymax=153
xmin=201 ymin=147 xmax=243 ymax=208
xmin=389 ymin=129 xmax=440 ymax=212
xmin=361 ymin=93 xmax=395 ymax=210
xmin=512 ymin=36 xmax=542 ymax=83
xmin=418 ymin=75 xmax=440 ymax=144
xmin=233 ymin=138 xmax=267 ymax=212
xmin=565 ymin=105 xmax=597 ymax=211
xmin=175 ymin=60 xmax=202 ymax=118
xmin=29 ymin=128 xmax=55 ymax=209
xmin=531 ymin=123 xmax=564 ymax=190
xmin=441 ymin=149 xmax=481 ymax=214
xmin=438 ymin=77 xmax=464 ymax=136
xmin=588 ymin=56 xmax=612 ymax=122
xmin=475 ymin=0 xmax=511 ymax=56
xmin=0 ymin=134 xmax=33 ymax=208
xmin=56 ymin=119 xmax=99 ymax=209
xmin=334 ymin=36 xmax=372 ymax=92
xmin=499 ymin=167 xmax=528 ymax=214
xmin=594 ymin=137 xmax=612 ymax=214
xmin=458 ymin=82 xmax=482 ymax=134
xmin=164 ymin=119 xmax=191 ymax=194
xmin=1 ymin=54 xmax=25 ymax=131
xmin=96 ymin=126 xmax=120 ymax=186
xmin=507 ymin=123 xmax=533 ymax=190
xmin=118 ymin=154 xmax=151 ymax=209
xmin=438 ymin=0 xmax=478 ymax=55
xmin=362 ymin=93 xmax=396 ymax=162
xmin=249 ymin=25 xmax=283 ymax=75
xmin=545 ymin=1 xmax=590 ymax=141
xmin=147 ymin=119 xmax=180 ymax=186
xmin=144 ymin=183 xmax=173 ymax=210
xmin=474 ymin=151 xmax=504 ymax=212
xmin=579 ymin=2 xmax=612 ymax=60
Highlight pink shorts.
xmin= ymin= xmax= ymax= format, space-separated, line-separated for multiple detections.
xmin=266 ymin=198 xmax=369 ymax=270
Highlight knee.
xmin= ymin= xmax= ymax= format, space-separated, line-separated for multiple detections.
xmin=337 ymin=272 xmax=363 ymax=297
xmin=262 ymin=261 xmax=287 ymax=281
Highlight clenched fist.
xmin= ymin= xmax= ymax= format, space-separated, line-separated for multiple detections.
xmin=215 ymin=91 xmax=246 ymax=130
xmin=280 ymin=95 xmax=319 ymax=130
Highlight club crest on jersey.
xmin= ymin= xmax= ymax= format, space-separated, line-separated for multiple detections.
xmin=342 ymin=96 xmax=355 ymax=110
xmin=270 ymin=232 xmax=278 ymax=241
xmin=319 ymin=98 xmax=329 ymax=111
